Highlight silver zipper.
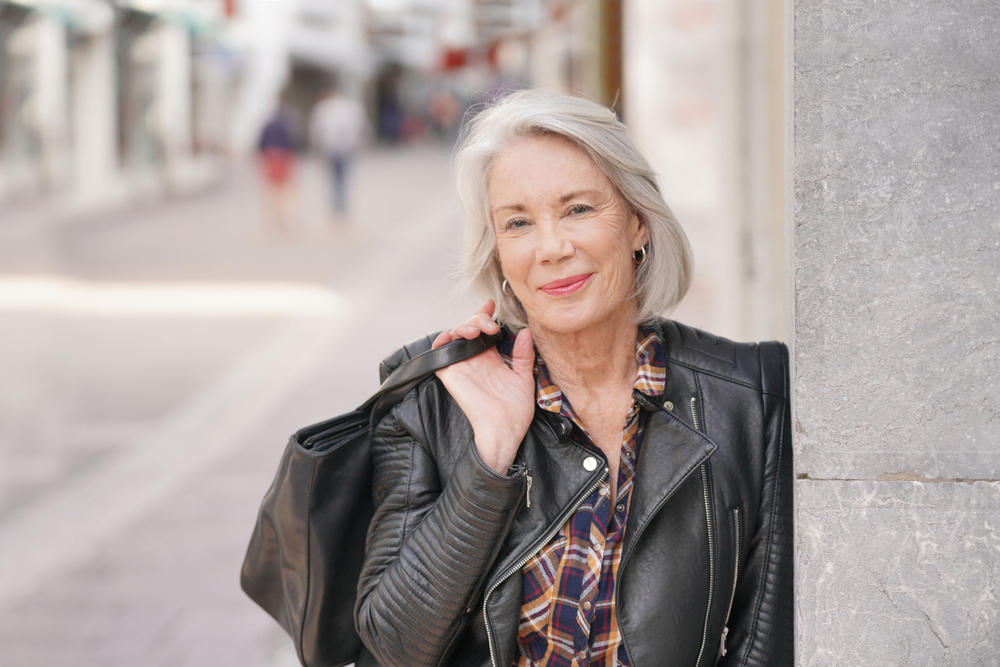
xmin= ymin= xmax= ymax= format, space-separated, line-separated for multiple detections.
xmin=526 ymin=475 xmax=533 ymax=508
xmin=483 ymin=467 xmax=609 ymax=667
xmin=690 ymin=396 xmax=700 ymax=432
xmin=694 ymin=463 xmax=715 ymax=667
xmin=719 ymin=508 xmax=741 ymax=658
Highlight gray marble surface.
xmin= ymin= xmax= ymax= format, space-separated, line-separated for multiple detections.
xmin=793 ymin=0 xmax=1000 ymax=481
xmin=796 ymin=481 xmax=1000 ymax=666
xmin=793 ymin=1 xmax=1000 ymax=664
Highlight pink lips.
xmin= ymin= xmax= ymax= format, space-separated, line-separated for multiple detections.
xmin=539 ymin=273 xmax=593 ymax=296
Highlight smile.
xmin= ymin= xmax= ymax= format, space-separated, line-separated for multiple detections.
xmin=539 ymin=274 xmax=593 ymax=296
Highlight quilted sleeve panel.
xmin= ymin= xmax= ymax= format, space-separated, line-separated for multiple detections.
xmin=720 ymin=341 xmax=794 ymax=667
xmin=355 ymin=410 xmax=525 ymax=667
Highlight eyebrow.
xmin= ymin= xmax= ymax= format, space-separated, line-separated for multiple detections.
xmin=559 ymin=189 xmax=602 ymax=203
xmin=492 ymin=189 xmax=604 ymax=215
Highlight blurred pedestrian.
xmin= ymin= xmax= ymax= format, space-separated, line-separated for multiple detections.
xmin=428 ymin=88 xmax=461 ymax=144
xmin=258 ymin=103 xmax=298 ymax=236
xmin=309 ymin=88 xmax=367 ymax=220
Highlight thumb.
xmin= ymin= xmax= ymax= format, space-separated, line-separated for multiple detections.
xmin=511 ymin=328 xmax=535 ymax=380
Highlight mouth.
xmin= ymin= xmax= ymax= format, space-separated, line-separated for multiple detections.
xmin=539 ymin=273 xmax=593 ymax=296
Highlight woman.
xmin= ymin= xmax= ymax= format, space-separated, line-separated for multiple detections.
xmin=354 ymin=90 xmax=792 ymax=667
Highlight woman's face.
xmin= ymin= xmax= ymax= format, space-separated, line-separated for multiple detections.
xmin=489 ymin=134 xmax=647 ymax=337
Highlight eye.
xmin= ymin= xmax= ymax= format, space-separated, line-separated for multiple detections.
xmin=569 ymin=204 xmax=593 ymax=215
xmin=504 ymin=217 xmax=529 ymax=231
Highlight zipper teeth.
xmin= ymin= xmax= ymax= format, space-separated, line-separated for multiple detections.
xmin=694 ymin=464 xmax=715 ymax=667
xmin=723 ymin=508 xmax=741 ymax=627
xmin=690 ymin=396 xmax=700 ymax=432
xmin=483 ymin=467 xmax=609 ymax=667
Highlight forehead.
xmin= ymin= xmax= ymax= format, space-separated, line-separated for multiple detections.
xmin=487 ymin=134 xmax=612 ymax=204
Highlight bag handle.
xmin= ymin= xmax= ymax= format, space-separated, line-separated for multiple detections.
xmin=364 ymin=331 xmax=502 ymax=418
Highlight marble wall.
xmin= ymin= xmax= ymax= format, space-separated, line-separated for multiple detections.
xmin=792 ymin=0 xmax=1000 ymax=663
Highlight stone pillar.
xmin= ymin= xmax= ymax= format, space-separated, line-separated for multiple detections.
xmin=157 ymin=21 xmax=193 ymax=192
xmin=71 ymin=28 xmax=120 ymax=209
xmin=793 ymin=1 xmax=1000 ymax=664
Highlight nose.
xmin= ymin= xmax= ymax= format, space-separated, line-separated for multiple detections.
xmin=535 ymin=219 xmax=574 ymax=263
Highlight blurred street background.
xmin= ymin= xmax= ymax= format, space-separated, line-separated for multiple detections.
xmin=0 ymin=1 xmax=786 ymax=665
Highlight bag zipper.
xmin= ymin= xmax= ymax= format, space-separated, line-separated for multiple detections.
xmin=482 ymin=466 xmax=609 ymax=667
xmin=719 ymin=507 xmax=741 ymax=658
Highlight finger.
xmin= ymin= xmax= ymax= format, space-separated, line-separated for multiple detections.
xmin=432 ymin=330 xmax=453 ymax=349
xmin=450 ymin=323 xmax=484 ymax=340
xmin=511 ymin=328 xmax=534 ymax=378
xmin=468 ymin=312 xmax=500 ymax=335
xmin=474 ymin=300 xmax=496 ymax=317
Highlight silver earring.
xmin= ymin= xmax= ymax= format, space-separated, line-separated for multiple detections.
xmin=502 ymin=279 xmax=515 ymax=296
xmin=633 ymin=245 xmax=648 ymax=266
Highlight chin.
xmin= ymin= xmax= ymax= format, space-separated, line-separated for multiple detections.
xmin=530 ymin=302 xmax=605 ymax=335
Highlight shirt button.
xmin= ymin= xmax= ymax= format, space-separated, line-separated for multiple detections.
xmin=583 ymin=456 xmax=599 ymax=472
xmin=616 ymin=503 xmax=625 ymax=513
xmin=664 ymin=400 xmax=674 ymax=411
xmin=582 ymin=600 xmax=592 ymax=611
xmin=543 ymin=399 xmax=552 ymax=406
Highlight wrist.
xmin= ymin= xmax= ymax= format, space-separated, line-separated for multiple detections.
xmin=473 ymin=434 xmax=520 ymax=475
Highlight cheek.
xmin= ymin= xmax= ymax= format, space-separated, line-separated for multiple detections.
xmin=496 ymin=237 xmax=530 ymax=280
xmin=589 ymin=224 xmax=635 ymax=287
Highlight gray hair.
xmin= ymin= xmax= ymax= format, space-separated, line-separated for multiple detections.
xmin=453 ymin=89 xmax=693 ymax=330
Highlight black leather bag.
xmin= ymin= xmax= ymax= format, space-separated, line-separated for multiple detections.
xmin=240 ymin=332 xmax=500 ymax=667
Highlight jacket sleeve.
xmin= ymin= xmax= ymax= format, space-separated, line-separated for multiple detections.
xmin=354 ymin=405 xmax=526 ymax=667
xmin=719 ymin=341 xmax=794 ymax=667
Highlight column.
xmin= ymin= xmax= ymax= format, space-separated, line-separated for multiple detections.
xmin=793 ymin=1 xmax=1000 ymax=664
xmin=71 ymin=27 xmax=119 ymax=208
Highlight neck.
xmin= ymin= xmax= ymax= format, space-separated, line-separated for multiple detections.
xmin=530 ymin=306 xmax=640 ymax=395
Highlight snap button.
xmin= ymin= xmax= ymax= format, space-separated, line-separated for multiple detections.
xmin=582 ymin=600 xmax=592 ymax=611
xmin=616 ymin=503 xmax=625 ymax=513
xmin=583 ymin=456 xmax=599 ymax=472
xmin=664 ymin=400 xmax=674 ymax=411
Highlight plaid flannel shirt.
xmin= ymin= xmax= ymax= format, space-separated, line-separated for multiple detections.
xmin=501 ymin=326 xmax=666 ymax=667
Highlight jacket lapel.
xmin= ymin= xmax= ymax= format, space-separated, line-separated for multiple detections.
xmin=623 ymin=405 xmax=717 ymax=561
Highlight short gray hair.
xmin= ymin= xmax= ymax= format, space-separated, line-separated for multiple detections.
xmin=454 ymin=89 xmax=693 ymax=330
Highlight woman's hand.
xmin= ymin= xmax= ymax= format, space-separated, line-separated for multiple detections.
xmin=433 ymin=300 xmax=536 ymax=474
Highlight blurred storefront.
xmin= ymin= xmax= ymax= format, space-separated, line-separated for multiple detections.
xmin=0 ymin=0 xmax=238 ymax=210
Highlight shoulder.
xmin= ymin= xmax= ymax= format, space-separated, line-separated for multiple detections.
xmin=652 ymin=318 xmax=789 ymax=399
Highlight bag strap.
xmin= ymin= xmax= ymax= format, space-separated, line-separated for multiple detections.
xmin=363 ymin=331 xmax=502 ymax=419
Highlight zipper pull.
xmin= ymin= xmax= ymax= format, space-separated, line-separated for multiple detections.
xmin=525 ymin=474 xmax=533 ymax=508
xmin=719 ymin=626 xmax=729 ymax=658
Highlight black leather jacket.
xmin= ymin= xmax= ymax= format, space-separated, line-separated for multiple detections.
xmin=354 ymin=319 xmax=793 ymax=667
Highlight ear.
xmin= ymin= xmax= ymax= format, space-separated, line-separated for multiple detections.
xmin=630 ymin=210 xmax=649 ymax=250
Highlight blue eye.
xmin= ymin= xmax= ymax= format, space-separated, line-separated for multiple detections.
xmin=570 ymin=204 xmax=592 ymax=215
xmin=505 ymin=218 xmax=528 ymax=230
